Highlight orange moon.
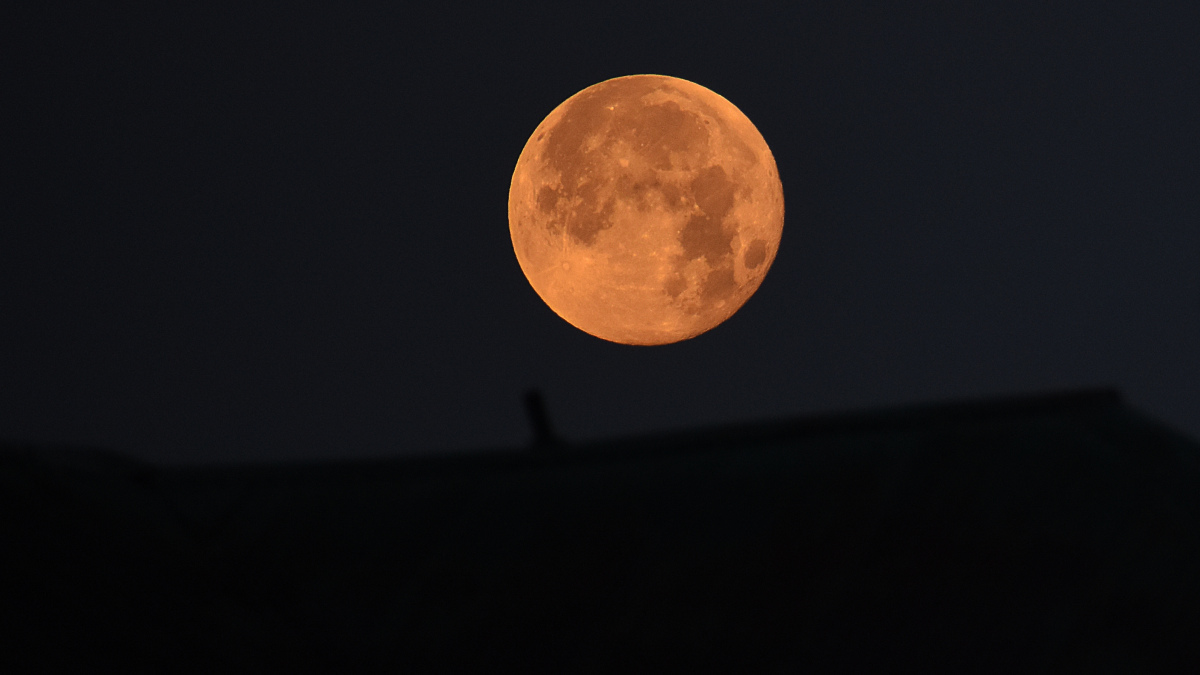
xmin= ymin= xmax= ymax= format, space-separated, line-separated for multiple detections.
xmin=509 ymin=74 xmax=784 ymax=345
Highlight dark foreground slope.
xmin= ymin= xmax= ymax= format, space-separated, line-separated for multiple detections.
xmin=3 ymin=389 xmax=1199 ymax=672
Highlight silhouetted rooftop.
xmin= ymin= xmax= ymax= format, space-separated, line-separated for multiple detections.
xmin=4 ymin=388 xmax=1199 ymax=671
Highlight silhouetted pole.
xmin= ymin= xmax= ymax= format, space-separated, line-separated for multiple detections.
xmin=524 ymin=389 xmax=563 ymax=451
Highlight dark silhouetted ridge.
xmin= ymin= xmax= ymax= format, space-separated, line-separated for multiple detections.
xmin=3 ymin=387 xmax=1198 ymax=672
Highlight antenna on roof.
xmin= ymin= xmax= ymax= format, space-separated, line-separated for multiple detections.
xmin=524 ymin=389 xmax=563 ymax=452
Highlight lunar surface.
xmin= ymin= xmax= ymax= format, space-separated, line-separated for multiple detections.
xmin=509 ymin=74 xmax=784 ymax=345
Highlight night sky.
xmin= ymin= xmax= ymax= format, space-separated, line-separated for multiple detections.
xmin=5 ymin=3 xmax=1198 ymax=464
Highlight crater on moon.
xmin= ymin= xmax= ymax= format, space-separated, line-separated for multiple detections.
xmin=509 ymin=74 xmax=784 ymax=345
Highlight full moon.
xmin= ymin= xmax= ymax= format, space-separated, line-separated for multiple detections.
xmin=509 ymin=74 xmax=784 ymax=345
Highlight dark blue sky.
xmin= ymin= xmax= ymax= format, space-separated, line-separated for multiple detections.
xmin=5 ymin=3 xmax=1198 ymax=463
